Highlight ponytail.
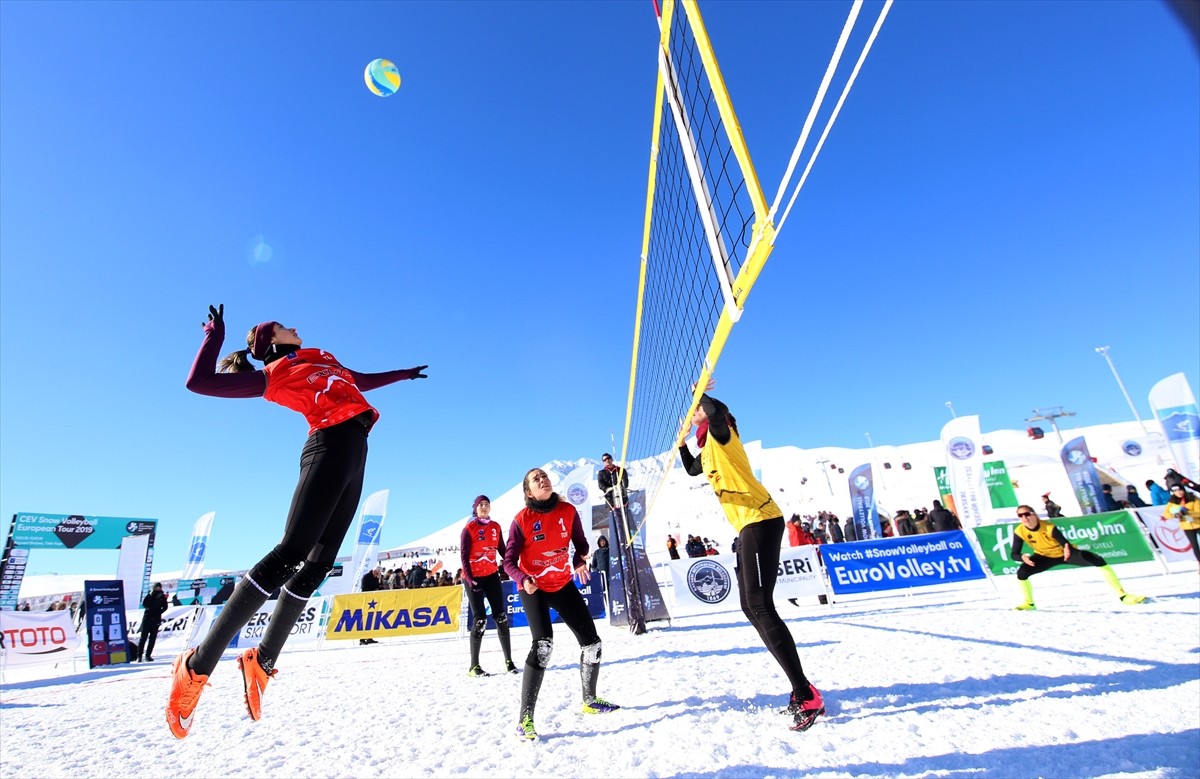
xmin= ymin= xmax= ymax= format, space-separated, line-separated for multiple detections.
xmin=217 ymin=326 xmax=261 ymax=373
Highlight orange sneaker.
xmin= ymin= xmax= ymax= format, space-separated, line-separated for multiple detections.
xmin=166 ymin=649 xmax=210 ymax=739
xmin=237 ymin=647 xmax=277 ymax=721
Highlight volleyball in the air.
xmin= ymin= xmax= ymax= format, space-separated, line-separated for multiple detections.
xmin=364 ymin=58 xmax=401 ymax=97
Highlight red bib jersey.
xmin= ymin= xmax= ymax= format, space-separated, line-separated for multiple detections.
xmin=262 ymin=348 xmax=379 ymax=435
xmin=462 ymin=518 xmax=504 ymax=579
xmin=510 ymin=502 xmax=581 ymax=593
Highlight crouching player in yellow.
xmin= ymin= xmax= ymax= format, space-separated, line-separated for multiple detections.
xmin=1010 ymin=505 xmax=1145 ymax=610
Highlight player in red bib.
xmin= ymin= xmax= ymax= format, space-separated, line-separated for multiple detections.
xmin=459 ymin=495 xmax=517 ymax=677
xmin=166 ymin=304 xmax=427 ymax=739
xmin=503 ymin=468 xmax=620 ymax=740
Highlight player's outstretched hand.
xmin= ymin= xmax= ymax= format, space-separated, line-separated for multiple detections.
xmin=410 ymin=365 xmax=429 ymax=379
xmin=204 ymin=304 xmax=224 ymax=333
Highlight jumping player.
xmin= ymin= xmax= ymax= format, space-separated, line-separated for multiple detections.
xmin=1010 ymin=504 xmax=1145 ymax=610
xmin=460 ymin=495 xmax=517 ymax=676
xmin=166 ymin=304 xmax=427 ymax=739
xmin=678 ymin=381 xmax=824 ymax=732
xmin=503 ymin=468 xmax=619 ymax=740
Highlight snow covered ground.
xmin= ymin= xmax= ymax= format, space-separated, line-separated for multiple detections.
xmin=2 ymin=566 xmax=1198 ymax=779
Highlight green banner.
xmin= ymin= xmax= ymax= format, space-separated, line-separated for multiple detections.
xmin=971 ymin=510 xmax=1155 ymax=576
xmin=983 ymin=460 xmax=1019 ymax=509
xmin=934 ymin=467 xmax=951 ymax=499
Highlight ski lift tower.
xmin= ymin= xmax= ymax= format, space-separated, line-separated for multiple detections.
xmin=1026 ymin=407 xmax=1076 ymax=444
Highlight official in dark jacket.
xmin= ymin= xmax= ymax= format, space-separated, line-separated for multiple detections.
xmin=136 ymin=583 xmax=169 ymax=662
xmin=929 ymin=500 xmax=960 ymax=532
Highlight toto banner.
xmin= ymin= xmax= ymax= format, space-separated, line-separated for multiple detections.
xmin=821 ymin=532 xmax=987 ymax=595
xmin=971 ymin=511 xmax=1156 ymax=576
xmin=668 ymin=546 xmax=826 ymax=616
xmin=0 ymin=610 xmax=79 ymax=667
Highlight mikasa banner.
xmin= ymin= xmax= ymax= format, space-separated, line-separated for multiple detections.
xmin=940 ymin=415 xmax=988 ymax=527
xmin=668 ymin=546 xmax=825 ymax=616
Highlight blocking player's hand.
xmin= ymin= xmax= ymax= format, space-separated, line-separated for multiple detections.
xmin=203 ymin=303 xmax=224 ymax=335
xmin=409 ymin=365 xmax=429 ymax=379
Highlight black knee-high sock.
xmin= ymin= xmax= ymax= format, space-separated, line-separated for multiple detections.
xmin=498 ymin=621 xmax=513 ymax=664
xmin=519 ymin=664 xmax=544 ymax=720
xmin=469 ymin=622 xmax=485 ymax=668
xmin=189 ymin=578 xmax=271 ymax=676
xmin=255 ymin=589 xmax=308 ymax=673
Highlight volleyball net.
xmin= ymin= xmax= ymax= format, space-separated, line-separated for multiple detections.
xmin=616 ymin=0 xmax=893 ymax=541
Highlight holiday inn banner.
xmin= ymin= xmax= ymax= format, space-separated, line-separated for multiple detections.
xmin=971 ymin=511 xmax=1155 ymax=576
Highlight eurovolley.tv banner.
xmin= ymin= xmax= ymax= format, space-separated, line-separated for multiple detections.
xmin=821 ymin=532 xmax=986 ymax=595
xmin=1060 ymin=437 xmax=1105 ymax=515
xmin=971 ymin=511 xmax=1156 ymax=576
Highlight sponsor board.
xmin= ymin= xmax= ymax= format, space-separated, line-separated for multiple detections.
xmin=326 ymin=588 xmax=460 ymax=640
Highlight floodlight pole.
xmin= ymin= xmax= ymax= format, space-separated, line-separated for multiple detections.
xmin=1095 ymin=346 xmax=1148 ymax=435
xmin=945 ymin=401 xmax=957 ymax=419
xmin=815 ymin=458 xmax=834 ymax=496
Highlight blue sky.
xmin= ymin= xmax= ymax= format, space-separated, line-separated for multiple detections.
xmin=2 ymin=1 xmax=1196 ymax=577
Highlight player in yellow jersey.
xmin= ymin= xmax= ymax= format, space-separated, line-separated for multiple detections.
xmin=679 ymin=383 xmax=823 ymax=732
xmin=1010 ymin=505 xmax=1144 ymax=610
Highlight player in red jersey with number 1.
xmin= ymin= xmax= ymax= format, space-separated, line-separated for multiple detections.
xmin=503 ymin=468 xmax=620 ymax=741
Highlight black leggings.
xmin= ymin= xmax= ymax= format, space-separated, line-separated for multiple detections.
xmin=465 ymin=573 xmax=506 ymax=625
xmin=190 ymin=419 xmax=368 ymax=675
xmin=519 ymin=583 xmax=599 ymax=655
xmin=737 ymin=517 xmax=809 ymax=695
xmin=1185 ymin=528 xmax=1200 ymax=563
xmin=1016 ymin=550 xmax=1106 ymax=579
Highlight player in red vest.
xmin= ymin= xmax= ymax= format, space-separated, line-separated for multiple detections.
xmin=503 ymin=467 xmax=620 ymax=740
xmin=459 ymin=494 xmax=517 ymax=677
xmin=166 ymin=304 xmax=427 ymax=739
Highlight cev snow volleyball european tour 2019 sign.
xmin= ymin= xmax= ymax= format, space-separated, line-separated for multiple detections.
xmin=364 ymin=58 xmax=400 ymax=97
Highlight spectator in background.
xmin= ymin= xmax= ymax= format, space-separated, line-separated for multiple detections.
xmin=1162 ymin=484 xmax=1200 ymax=572
xmin=913 ymin=508 xmax=931 ymax=534
xmin=929 ymin=500 xmax=959 ymax=532
xmin=358 ymin=567 xmax=382 ymax=645
xmin=1124 ymin=485 xmax=1148 ymax=508
xmin=1147 ymin=480 xmax=1171 ymax=506
xmin=1042 ymin=493 xmax=1064 ymax=518
xmin=813 ymin=519 xmax=829 ymax=545
xmin=894 ymin=510 xmax=916 ymax=536
xmin=828 ymin=515 xmax=845 ymax=543
xmin=1100 ymin=484 xmax=1121 ymax=513
xmin=666 ymin=536 xmax=680 ymax=560
xmin=842 ymin=516 xmax=858 ymax=542
xmin=135 ymin=583 xmax=169 ymax=663
xmin=590 ymin=535 xmax=611 ymax=576
xmin=787 ymin=515 xmax=803 ymax=547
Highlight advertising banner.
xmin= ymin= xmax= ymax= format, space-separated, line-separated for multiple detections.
xmin=1060 ymin=437 xmax=1104 ymax=515
xmin=11 ymin=513 xmax=156 ymax=550
xmin=491 ymin=574 xmax=607 ymax=629
xmin=180 ymin=511 xmax=215 ymax=581
xmin=0 ymin=609 xmax=79 ymax=667
xmin=607 ymin=495 xmax=669 ymax=630
xmin=848 ymin=463 xmax=882 ymax=540
xmin=667 ymin=546 xmax=827 ymax=616
xmin=1133 ymin=507 xmax=1197 ymax=563
xmin=232 ymin=597 xmax=326 ymax=649
xmin=348 ymin=490 xmax=388 ymax=593
xmin=125 ymin=605 xmax=202 ymax=658
xmin=1149 ymin=373 xmax=1200 ymax=483
xmin=821 ymin=531 xmax=986 ymax=595
xmin=971 ymin=511 xmax=1156 ymax=576
xmin=940 ymin=416 xmax=988 ymax=527
xmin=326 ymin=587 xmax=460 ymax=641
xmin=0 ymin=528 xmax=29 ymax=612
xmin=933 ymin=467 xmax=957 ymax=516
xmin=983 ymin=461 xmax=1019 ymax=510
xmin=83 ymin=580 xmax=131 ymax=667
xmin=117 ymin=532 xmax=151 ymax=608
